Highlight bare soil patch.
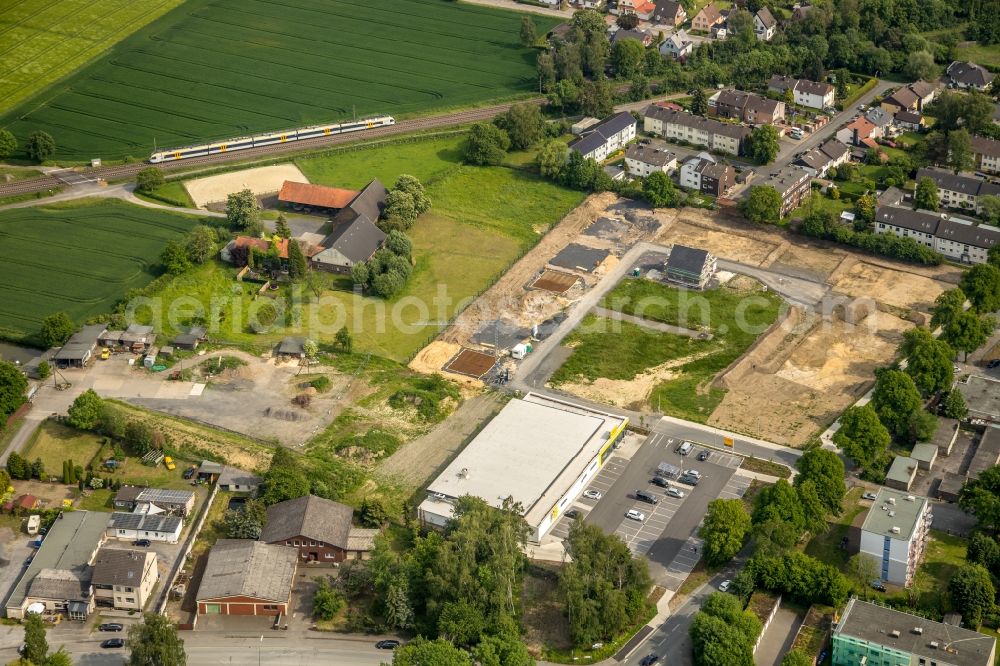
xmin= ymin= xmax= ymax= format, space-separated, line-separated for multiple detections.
xmin=184 ymin=164 xmax=308 ymax=208
xmin=531 ymin=270 xmax=580 ymax=294
xmin=829 ymin=260 xmax=948 ymax=312
xmin=655 ymin=218 xmax=778 ymax=266
xmin=445 ymin=349 xmax=499 ymax=378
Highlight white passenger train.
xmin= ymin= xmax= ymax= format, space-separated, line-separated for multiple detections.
xmin=147 ymin=115 xmax=395 ymax=163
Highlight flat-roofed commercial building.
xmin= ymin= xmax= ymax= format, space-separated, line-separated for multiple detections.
xmin=418 ymin=393 xmax=628 ymax=543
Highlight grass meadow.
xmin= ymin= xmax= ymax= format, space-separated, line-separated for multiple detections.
xmin=0 ymin=0 xmax=556 ymax=161
xmin=0 ymin=0 xmax=186 ymax=115
xmin=0 ymin=199 xmax=197 ymax=343
xmin=552 ymin=279 xmax=784 ymax=420
xmin=141 ymin=135 xmax=584 ymax=360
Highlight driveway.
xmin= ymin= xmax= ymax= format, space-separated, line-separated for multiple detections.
xmin=754 ymin=606 xmax=805 ymax=666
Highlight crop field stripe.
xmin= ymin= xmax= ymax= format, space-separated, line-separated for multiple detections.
xmin=0 ymin=0 xmax=185 ymax=113
xmin=1 ymin=0 xmax=555 ymax=159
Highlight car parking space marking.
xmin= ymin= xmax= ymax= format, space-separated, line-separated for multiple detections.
xmin=660 ymin=536 xmax=705 ymax=591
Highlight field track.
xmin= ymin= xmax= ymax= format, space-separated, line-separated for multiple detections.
xmin=0 ymin=101 xmax=541 ymax=200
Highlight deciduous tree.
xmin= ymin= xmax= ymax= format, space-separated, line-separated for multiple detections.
xmin=949 ymin=563 xmax=995 ymax=628
xmin=870 ymin=369 xmax=923 ymax=438
xmin=23 ymin=613 xmax=49 ymax=664
xmin=611 ymin=38 xmax=645 ymax=78
xmin=135 ymin=167 xmax=165 ymax=193
xmin=960 ymin=263 xmax=1000 ymax=313
xmin=160 ymin=240 xmax=192 ymax=274
xmin=903 ymin=50 xmax=938 ymax=82
xmin=392 ymin=638 xmax=471 ymax=666
xmin=464 ymin=123 xmax=510 ymax=166
xmin=833 ymin=404 xmax=891 ymax=468
xmin=740 ymin=185 xmax=782 ymax=224
xmin=690 ymin=88 xmax=708 ymax=116
xmin=312 ymin=577 xmax=344 ymax=620
xmin=941 ymin=389 xmax=969 ymax=420
xmin=26 ymin=131 xmax=55 ymax=162
xmin=0 ymin=360 xmax=28 ymax=419
xmin=943 ymin=311 xmax=994 ymax=360
xmin=67 ymin=390 xmax=103 ymax=431
xmin=947 ymin=128 xmax=974 ymax=174
xmin=224 ymin=497 xmax=266 ymax=539
xmin=960 ymin=465 xmax=1000 ymax=532
xmin=519 ymin=16 xmax=537 ymax=47
xmin=643 ymin=171 xmax=679 ymax=207
xmin=40 ymin=312 xmax=75 ymax=348
xmin=537 ymin=140 xmax=568 ymax=179
xmin=900 ymin=327 xmax=954 ymax=395
xmin=0 ymin=129 xmax=16 ymax=158
xmin=185 ymin=225 xmax=217 ymax=264
xmin=749 ymin=125 xmax=780 ymax=164
xmin=393 ymin=175 xmax=431 ymax=215
xmin=126 ymin=613 xmax=186 ymax=666
xmin=930 ymin=288 xmax=966 ymax=330
xmin=495 ymin=104 xmax=546 ymax=150
xmin=915 ymin=176 xmax=939 ymax=211
xmin=226 ymin=188 xmax=262 ymax=234
xmin=700 ymin=499 xmax=751 ymax=566
xmin=795 ymin=448 xmax=846 ymax=515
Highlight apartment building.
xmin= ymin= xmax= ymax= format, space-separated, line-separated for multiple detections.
xmin=915 ymin=168 xmax=1000 ymax=214
xmin=875 ymin=205 xmax=1000 ymax=264
xmin=642 ymin=105 xmax=751 ymax=156
xmin=757 ymin=165 xmax=812 ymax=217
xmin=859 ymin=488 xmax=931 ymax=587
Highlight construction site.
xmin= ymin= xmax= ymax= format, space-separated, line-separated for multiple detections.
xmin=408 ymin=195 xmax=964 ymax=447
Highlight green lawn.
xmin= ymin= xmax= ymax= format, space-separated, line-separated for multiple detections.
xmin=0 ymin=0 xmax=556 ymax=161
xmin=955 ymin=43 xmax=1000 ymax=69
xmin=789 ymin=193 xmax=852 ymax=221
xmin=0 ymin=198 xmax=199 ymax=344
xmin=77 ymin=488 xmax=114 ymax=512
xmin=909 ymin=530 xmax=967 ymax=617
xmin=134 ymin=181 xmax=197 ymax=208
xmin=22 ymin=420 xmax=105 ymax=478
xmin=0 ymin=0 xmax=187 ymax=115
xmin=803 ymin=487 xmax=866 ymax=570
xmin=553 ymin=278 xmax=783 ymax=420
xmin=0 ymin=167 xmax=43 ymax=182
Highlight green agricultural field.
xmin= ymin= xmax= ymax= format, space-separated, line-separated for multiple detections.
xmin=0 ymin=199 xmax=197 ymax=344
xmin=0 ymin=0 xmax=556 ymax=161
xmin=0 ymin=0 xmax=186 ymax=115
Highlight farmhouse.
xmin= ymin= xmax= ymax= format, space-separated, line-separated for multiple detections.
xmin=277 ymin=181 xmax=359 ymax=214
xmin=419 ymin=393 xmax=628 ymax=543
xmin=311 ymin=179 xmax=388 ymax=274
xmin=767 ymin=75 xmax=835 ymax=110
xmin=711 ymin=89 xmax=784 ymax=125
xmin=833 ymin=598 xmax=995 ymax=666
xmin=625 ymin=141 xmax=678 ymax=177
xmin=568 ymin=112 xmax=637 ymax=162
xmin=197 ymin=540 xmax=298 ymax=617
xmin=859 ymin=488 xmax=930 ymax=586
xmin=259 ymin=495 xmax=378 ymax=563
xmin=91 ymin=548 xmax=158 ymax=611
xmin=52 ymin=324 xmax=106 ymax=368
xmin=106 ymin=512 xmax=183 ymax=544
xmin=4 ymin=511 xmax=108 ymax=619
xmin=664 ymin=245 xmax=717 ymax=289
xmin=643 ymin=105 xmax=751 ymax=156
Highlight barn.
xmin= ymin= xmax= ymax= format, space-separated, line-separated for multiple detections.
xmin=196 ymin=540 xmax=298 ymax=617
xmin=278 ymin=181 xmax=359 ymax=214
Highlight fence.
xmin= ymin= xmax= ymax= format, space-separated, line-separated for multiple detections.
xmin=154 ymin=483 xmax=218 ymax=617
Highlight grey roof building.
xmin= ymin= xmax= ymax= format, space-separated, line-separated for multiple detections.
xmin=217 ymin=465 xmax=261 ymax=492
xmin=568 ymin=112 xmax=638 ymax=162
xmin=885 ymin=455 xmax=918 ymax=491
xmin=833 ymin=598 xmax=996 ymax=666
xmin=276 ymin=337 xmax=306 ymax=357
xmin=260 ymin=495 xmax=353 ymax=548
xmin=664 ymin=244 xmax=717 ymax=289
xmin=947 ymin=61 xmax=996 ymax=90
xmin=312 ymin=179 xmax=388 ymax=274
xmin=4 ymin=511 xmax=108 ymax=619
xmin=196 ymin=540 xmax=298 ymax=605
xmin=52 ymin=324 xmax=107 ymax=367
xmin=107 ymin=512 xmax=183 ymax=543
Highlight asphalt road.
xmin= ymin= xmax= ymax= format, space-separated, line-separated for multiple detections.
xmin=583 ymin=432 xmax=737 ymax=586
xmin=651 ymin=418 xmax=802 ymax=469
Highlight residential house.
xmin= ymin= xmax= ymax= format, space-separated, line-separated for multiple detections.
xmin=679 ymin=154 xmax=735 ymax=196
xmin=658 ymin=30 xmax=694 ymax=59
xmin=91 ymin=548 xmax=158 ymax=612
xmin=664 ymin=245 xmax=717 ymax=289
xmin=114 ymin=487 xmax=195 ymax=516
xmin=710 ymin=88 xmax=785 ymax=125
xmin=106 ymin=513 xmax=183 ymax=544
xmin=947 ymin=60 xmax=996 ymax=91
xmin=908 ymin=80 xmax=938 ymax=110
xmin=832 ymin=598 xmax=996 ymax=666
xmin=790 ymin=2 xmax=813 ymax=21
xmin=836 ymin=115 xmax=878 ymax=147
xmin=880 ymin=81 xmax=938 ymax=115
xmin=624 ymin=141 xmax=678 ymax=177
xmin=972 ymin=134 xmax=1000 ymax=174
xmin=754 ymin=7 xmax=777 ymax=41
xmin=568 ymin=112 xmax=637 ymax=162
xmin=643 ymin=105 xmax=751 ymax=156
xmin=875 ymin=204 xmax=1000 ymax=264
xmin=767 ymin=75 xmax=835 ymax=110
xmin=865 ymin=107 xmax=893 ymax=136
xmin=692 ymin=2 xmax=724 ymax=31
xmin=757 ymin=165 xmax=811 ymax=217
xmin=915 ymin=167 xmax=1000 ymax=214
xmin=652 ymin=0 xmax=686 ymax=26
xmin=616 ymin=0 xmax=656 ymax=19
xmin=893 ymin=110 xmax=923 ymax=132
xmin=310 ymin=179 xmax=388 ymax=274
xmin=795 ymin=139 xmax=850 ymax=177
xmin=858 ymin=488 xmax=930 ymax=586
xmin=259 ymin=495 xmax=379 ymax=564
xmin=196 ymin=540 xmax=298 ymax=617
xmin=4 ymin=511 xmax=108 ymax=620
xmin=610 ymin=29 xmax=653 ymax=47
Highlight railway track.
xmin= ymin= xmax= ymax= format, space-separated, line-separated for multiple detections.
xmin=0 ymin=101 xmax=539 ymax=200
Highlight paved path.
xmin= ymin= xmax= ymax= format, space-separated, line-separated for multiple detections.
xmin=592 ymin=306 xmax=707 ymax=338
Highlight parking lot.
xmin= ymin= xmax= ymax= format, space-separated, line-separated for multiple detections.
xmin=546 ymin=432 xmax=748 ymax=588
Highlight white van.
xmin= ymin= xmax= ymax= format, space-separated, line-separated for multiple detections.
xmin=677 ymin=441 xmax=693 ymax=456
xmin=26 ymin=515 xmax=40 ymax=535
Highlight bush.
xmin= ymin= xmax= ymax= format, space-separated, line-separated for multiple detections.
xmin=310 ymin=376 xmax=332 ymax=392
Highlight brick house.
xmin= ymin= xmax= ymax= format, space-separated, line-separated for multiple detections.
xmin=259 ymin=495 xmax=378 ymax=564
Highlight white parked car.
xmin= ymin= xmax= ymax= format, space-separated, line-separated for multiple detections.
xmin=626 ymin=509 xmax=645 ymax=522
xmin=719 ymin=580 xmax=731 ymax=592
xmin=583 ymin=489 xmax=602 ymax=500
xmin=684 ymin=469 xmax=703 ymax=479
xmin=666 ymin=487 xmax=685 ymax=499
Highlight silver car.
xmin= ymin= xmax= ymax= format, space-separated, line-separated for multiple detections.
xmin=583 ymin=489 xmax=602 ymax=500
xmin=626 ymin=509 xmax=645 ymax=522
